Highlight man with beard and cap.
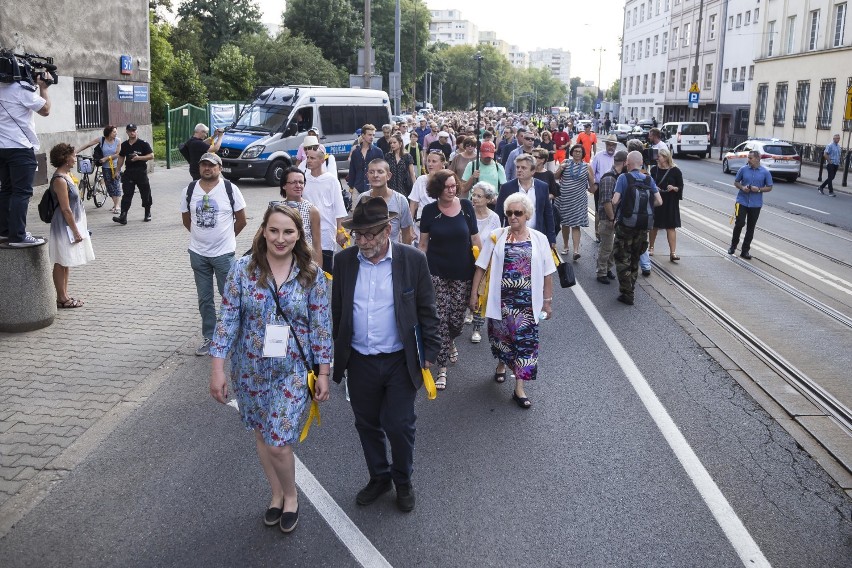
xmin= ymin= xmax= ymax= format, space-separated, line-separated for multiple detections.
xmin=595 ymin=150 xmax=627 ymax=284
xmin=461 ymin=141 xmax=507 ymax=196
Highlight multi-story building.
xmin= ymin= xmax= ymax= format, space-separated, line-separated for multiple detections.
xmin=620 ymin=0 xmax=672 ymax=123
xmin=751 ymin=0 xmax=851 ymax=161
xmin=478 ymin=31 xmax=510 ymax=58
xmin=715 ymin=0 xmax=761 ymax=145
xmin=528 ymin=48 xmax=572 ymax=87
xmin=508 ymin=46 xmax=528 ymax=69
xmin=428 ymin=9 xmax=479 ymax=47
xmin=0 ymin=2 xmax=151 ymax=183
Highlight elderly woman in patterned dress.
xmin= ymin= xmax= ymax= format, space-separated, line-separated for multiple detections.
xmin=209 ymin=204 xmax=332 ymax=534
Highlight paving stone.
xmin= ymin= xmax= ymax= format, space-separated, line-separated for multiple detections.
xmin=13 ymin=455 xmax=53 ymax=469
xmin=12 ymin=467 xmax=38 ymax=481
xmin=0 ymin=479 xmax=25 ymax=496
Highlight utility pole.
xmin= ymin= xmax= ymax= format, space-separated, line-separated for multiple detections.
xmin=474 ymin=52 xmax=483 ymax=162
xmin=594 ymin=47 xmax=606 ymax=101
xmin=412 ymin=1 xmax=417 ymax=108
xmin=364 ymin=0 xmax=373 ymax=87
xmin=692 ymin=0 xmax=705 ymax=121
xmin=393 ymin=0 xmax=401 ymax=113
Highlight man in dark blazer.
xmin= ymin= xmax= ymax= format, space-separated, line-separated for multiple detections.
xmin=495 ymin=154 xmax=557 ymax=245
xmin=332 ymin=197 xmax=440 ymax=513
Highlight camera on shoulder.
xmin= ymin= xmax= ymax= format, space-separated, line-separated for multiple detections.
xmin=0 ymin=48 xmax=58 ymax=90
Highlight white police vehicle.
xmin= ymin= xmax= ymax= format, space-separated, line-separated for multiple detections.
xmin=218 ymin=86 xmax=392 ymax=185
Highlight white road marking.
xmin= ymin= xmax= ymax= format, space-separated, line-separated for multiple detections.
xmin=295 ymin=456 xmax=394 ymax=568
xmin=787 ymin=202 xmax=829 ymax=214
xmin=713 ymin=180 xmax=737 ymax=188
xmin=571 ymin=284 xmax=771 ymax=567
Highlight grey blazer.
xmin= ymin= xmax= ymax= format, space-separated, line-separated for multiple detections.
xmin=331 ymin=242 xmax=440 ymax=387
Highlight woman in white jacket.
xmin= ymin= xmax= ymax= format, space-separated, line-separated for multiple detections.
xmin=469 ymin=193 xmax=556 ymax=409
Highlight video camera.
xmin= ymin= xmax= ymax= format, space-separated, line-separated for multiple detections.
xmin=642 ymin=147 xmax=659 ymax=166
xmin=0 ymin=48 xmax=58 ymax=90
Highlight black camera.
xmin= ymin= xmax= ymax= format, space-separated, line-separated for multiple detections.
xmin=0 ymin=48 xmax=58 ymax=90
xmin=642 ymin=147 xmax=658 ymax=166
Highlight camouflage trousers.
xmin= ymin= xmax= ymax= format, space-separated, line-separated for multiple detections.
xmin=613 ymin=224 xmax=649 ymax=300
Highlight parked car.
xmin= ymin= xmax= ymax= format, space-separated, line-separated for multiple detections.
xmin=722 ymin=138 xmax=802 ymax=182
xmin=614 ymin=124 xmax=633 ymax=144
xmin=576 ymin=119 xmax=592 ymax=131
xmin=627 ymin=125 xmax=649 ymax=144
xmin=661 ymin=121 xmax=711 ymax=158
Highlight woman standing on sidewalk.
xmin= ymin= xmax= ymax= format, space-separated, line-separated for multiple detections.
xmin=648 ymin=148 xmax=684 ymax=262
xmin=78 ymin=125 xmax=122 ymax=213
xmin=209 ymin=204 xmax=332 ymax=534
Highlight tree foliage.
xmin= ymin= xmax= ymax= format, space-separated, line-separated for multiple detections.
xmin=430 ymin=44 xmax=512 ymax=110
xmin=282 ymin=0 xmax=362 ymax=69
xmin=239 ymin=32 xmax=345 ymax=89
xmin=176 ymin=0 xmax=264 ymax=62
xmin=166 ymin=50 xmax=208 ymax=107
xmin=569 ymin=77 xmax=582 ymax=104
xmin=606 ymin=79 xmax=620 ymax=102
xmin=149 ymin=14 xmax=175 ymax=121
xmin=170 ymin=16 xmax=206 ymax=72
xmin=207 ymin=44 xmax=257 ymax=101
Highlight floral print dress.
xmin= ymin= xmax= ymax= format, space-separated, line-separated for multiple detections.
xmin=210 ymin=256 xmax=333 ymax=446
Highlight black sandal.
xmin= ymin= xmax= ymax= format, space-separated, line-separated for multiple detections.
xmin=512 ymin=392 xmax=532 ymax=409
xmin=493 ymin=371 xmax=506 ymax=383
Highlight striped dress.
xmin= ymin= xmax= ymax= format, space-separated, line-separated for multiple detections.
xmin=556 ymin=160 xmax=590 ymax=227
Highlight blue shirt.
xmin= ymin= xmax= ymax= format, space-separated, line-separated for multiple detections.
xmin=348 ymin=144 xmax=384 ymax=193
xmin=614 ymin=169 xmax=660 ymax=198
xmin=734 ymin=165 xmax=773 ymax=208
xmin=351 ymin=244 xmax=403 ymax=355
xmin=825 ymin=141 xmax=841 ymax=165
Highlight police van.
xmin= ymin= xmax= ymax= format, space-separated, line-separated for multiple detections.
xmin=218 ymin=86 xmax=392 ymax=185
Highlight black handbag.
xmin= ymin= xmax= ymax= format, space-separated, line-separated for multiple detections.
xmin=556 ymin=260 xmax=576 ymax=288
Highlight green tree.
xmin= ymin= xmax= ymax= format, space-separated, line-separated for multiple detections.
xmin=166 ymin=50 xmax=208 ymax=107
xmin=239 ymin=31 xmax=345 ymax=88
xmin=569 ymin=77 xmax=582 ymax=104
xmin=149 ymin=0 xmax=172 ymax=22
xmin=607 ymin=78 xmax=620 ymax=102
xmin=282 ymin=0 xmax=362 ymax=69
xmin=149 ymin=14 xmax=175 ymax=122
xmin=434 ymin=44 xmax=511 ymax=110
xmin=176 ymin=0 xmax=264 ymax=62
xmin=206 ymin=44 xmax=257 ymax=100
xmin=170 ymin=16 xmax=206 ymax=72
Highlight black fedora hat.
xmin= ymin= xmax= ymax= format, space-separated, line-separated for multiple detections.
xmin=342 ymin=197 xmax=398 ymax=231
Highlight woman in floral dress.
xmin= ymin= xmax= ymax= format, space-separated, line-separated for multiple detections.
xmin=209 ymin=204 xmax=332 ymax=533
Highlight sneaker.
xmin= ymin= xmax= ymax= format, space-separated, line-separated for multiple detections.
xmin=356 ymin=478 xmax=392 ymax=506
xmin=7 ymin=235 xmax=44 ymax=247
xmin=195 ymin=338 xmax=212 ymax=356
xmin=641 ymin=269 xmax=651 ymax=276
xmin=596 ymin=275 xmax=610 ymax=284
xmin=471 ymin=330 xmax=482 ymax=343
xmin=0 ymin=235 xmax=7 ymax=243
xmin=818 ymin=187 xmax=825 ymax=195
xmin=617 ymin=294 xmax=634 ymax=306
xmin=607 ymin=271 xmax=616 ymax=280
xmin=829 ymin=192 xmax=837 ymax=197
xmin=463 ymin=312 xmax=473 ymax=325
xmin=395 ymin=482 xmax=415 ymax=512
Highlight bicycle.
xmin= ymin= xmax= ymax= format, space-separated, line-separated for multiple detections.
xmin=76 ymin=155 xmax=108 ymax=208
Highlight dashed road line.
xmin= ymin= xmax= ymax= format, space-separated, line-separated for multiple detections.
xmin=787 ymin=202 xmax=830 ymax=214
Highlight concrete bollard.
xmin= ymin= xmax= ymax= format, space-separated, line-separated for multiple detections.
xmin=0 ymin=238 xmax=56 ymax=332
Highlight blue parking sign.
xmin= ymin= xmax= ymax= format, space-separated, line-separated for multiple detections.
xmin=688 ymin=92 xmax=700 ymax=104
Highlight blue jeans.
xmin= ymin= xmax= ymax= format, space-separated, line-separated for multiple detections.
xmin=639 ymin=249 xmax=651 ymax=272
xmin=0 ymin=147 xmax=37 ymax=242
xmin=189 ymin=250 xmax=235 ymax=339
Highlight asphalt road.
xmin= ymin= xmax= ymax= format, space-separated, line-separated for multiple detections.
xmin=2 ymin=263 xmax=849 ymax=566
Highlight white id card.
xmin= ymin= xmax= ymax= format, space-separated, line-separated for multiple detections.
xmin=262 ymin=324 xmax=290 ymax=358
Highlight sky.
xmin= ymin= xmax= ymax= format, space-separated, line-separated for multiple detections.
xmin=254 ymin=0 xmax=626 ymax=88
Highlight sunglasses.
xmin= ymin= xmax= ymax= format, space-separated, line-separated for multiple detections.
xmin=524 ymin=137 xmax=535 ymax=141
xmin=506 ymin=210 xmax=525 ymax=217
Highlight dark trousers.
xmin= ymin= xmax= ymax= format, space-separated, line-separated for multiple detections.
xmin=613 ymin=224 xmax=648 ymax=300
xmin=819 ymin=164 xmax=838 ymax=193
xmin=0 ymin=147 xmax=37 ymax=242
xmin=120 ymin=169 xmax=153 ymax=213
xmin=347 ymin=349 xmax=416 ymax=485
xmin=730 ymin=205 xmax=761 ymax=254
xmin=322 ymin=249 xmax=334 ymax=274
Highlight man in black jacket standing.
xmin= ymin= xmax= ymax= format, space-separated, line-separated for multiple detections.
xmin=113 ymin=124 xmax=154 ymax=224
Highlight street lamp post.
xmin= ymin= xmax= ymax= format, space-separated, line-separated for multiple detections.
xmin=474 ymin=51 xmax=483 ymax=161
xmin=594 ymin=47 xmax=606 ymax=102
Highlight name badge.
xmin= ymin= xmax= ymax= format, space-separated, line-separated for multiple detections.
xmin=263 ymin=324 xmax=290 ymax=358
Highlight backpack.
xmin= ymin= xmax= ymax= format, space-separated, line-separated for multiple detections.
xmin=617 ymin=173 xmax=654 ymax=230
xmin=186 ymin=179 xmax=236 ymax=219
xmin=38 ymin=175 xmax=65 ymax=223
xmin=92 ymin=137 xmax=105 ymax=164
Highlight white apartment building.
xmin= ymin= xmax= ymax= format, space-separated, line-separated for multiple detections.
xmin=751 ymin=0 xmax=851 ymax=162
xmin=508 ymin=46 xmax=528 ymax=68
xmin=479 ymin=30 xmax=510 ymax=58
xmin=620 ymin=0 xmax=672 ymax=123
xmin=428 ymin=9 xmax=479 ymax=47
xmin=528 ymin=48 xmax=572 ymax=87
xmin=715 ymin=0 xmax=762 ymax=144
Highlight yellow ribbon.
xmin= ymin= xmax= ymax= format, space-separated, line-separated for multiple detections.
xmin=472 ymin=245 xmax=480 ymax=259
xmin=299 ymin=370 xmax=321 ymax=442
xmin=730 ymin=202 xmax=739 ymax=225
xmin=422 ymin=368 xmax=437 ymax=400
xmin=108 ymin=156 xmax=115 ymax=178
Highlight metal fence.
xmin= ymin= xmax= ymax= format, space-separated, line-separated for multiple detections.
xmin=164 ymin=101 xmax=243 ymax=169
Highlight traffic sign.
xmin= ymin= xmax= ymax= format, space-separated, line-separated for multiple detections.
xmin=688 ymin=92 xmax=700 ymax=108
xmin=689 ymin=82 xmax=700 ymax=93
xmin=845 ymin=85 xmax=852 ymax=121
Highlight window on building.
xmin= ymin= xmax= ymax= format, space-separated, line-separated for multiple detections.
xmin=651 ymin=73 xmax=656 ymax=93
xmin=648 ymin=1 xmax=653 ymax=19
xmin=656 ymin=0 xmax=661 ymax=16
xmin=645 ymin=38 xmax=650 ymax=57
xmin=816 ymin=79 xmax=836 ymax=129
xmin=672 ymin=27 xmax=679 ymax=49
xmin=683 ymin=23 xmax=691 ymax=46
xmin=634 ymin=7 xmax=638 ymax=25
xmin=73 ymin=79 xmax=106 ymax=130
xmin=732 ymin=68 xmax=738 ymax=82
xmin=755 ymin=83 xmax=768 ymax=124
xmin=754 ymin=8 xmax=759 ymax=22
xmin=786 ymin=16 xmax=797 ymax=53
xmin=662 ymin=32 xmax=669 ymax=53
xmin=629 ymin=76 xmax=634 ymax=94
xmin=834 ymin=3 xmax=847 ymax=46
xmin=626 ymin=12 xmax=630 ymax=28
xmin=669 ymin=69 xmax=676 ymax=92
xmin=659 ymin=72 xmax=665 ymax=92
xmin=638 ymin=41 xmax=643 ymax=60
xmin=622 ymin=81 xmax=626 ymax=95
xmin=773 ymin=82 xmax=788 ymax=126
xmin=749 ymin=65 xmax=754 ymax=79
xmin=767 ymin=21 xmax=776 ymax=55
xmin=631 ymin=43 xmax=636 ymax=61
xmin=641 ymin=5 xmax=645 ymax=21
xmin=654 ymin=35 xmax=659 ymax=54
xmin=745 ymin=11 xmax=751 ymax=25
xmin=736 ymin=13 xmax=742 ymax=27
xmin=793 ymin=81 xmax=810 ymax=127
xmin=665 ymin=0 xmax=670 ymax=11
xmin=740 ymin=66 xmax=746 ymax=82
xmin=704 ymin=64 xmax=713 ymax=89
xmin=679 ymin=67 xmax=687 ymax=90
xmin=709 ymin=15 xmax=717 ymax=40
xmin=641 ymin=75 xmax=647 ymax=93
xmin=723 ymin=68 xmax=729 ymax=82
xmin=809 ymin=10 xmax=820 ymax=50
xmin=729 ymin=16 xmax=734 ymax=30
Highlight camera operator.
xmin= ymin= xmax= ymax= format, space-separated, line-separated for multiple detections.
xmin=648 ymin=128 xmax=667 ymax=152
xmin=0 ymin=74 xmax=51 ymax=247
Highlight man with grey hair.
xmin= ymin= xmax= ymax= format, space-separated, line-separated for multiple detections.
xmin=818 ymin=133 xmax=841 ymax=196
xmin=611 ymin=151 xmax=662 ymax=305
xmin=504 ymin=128 xmax=537 ymax=181
xmin=495 ymin=154 xmax=556 ymax=244
xmin=729 ymin=150 xmax=773 ymax=259
xmin=185 ymin=123 xmax=224 ymax=180
xmin=376 ymin=123 xmax=394 ymax=154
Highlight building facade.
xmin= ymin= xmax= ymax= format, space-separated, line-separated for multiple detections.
xmin=508 ymin=47 xmax=528 ymax=69
xmin=528 ymin=48 xmax=572 ymax=87
xmin=478 ymin=31 xmax=510 ymax=58
xmin=428 ymin=9 xmax=479 ymax=47
xmin=751 ymin=0 xmax=851 ymax=162
xmin=620 ymin=0 xmax=672 ymax=123
xmin=715 ymin=0 xmax=761 ymax=145
xmin=0 ymin=2 xmax=151 ymax=180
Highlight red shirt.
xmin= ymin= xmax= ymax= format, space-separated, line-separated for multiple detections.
xmin=577 ymin=132 xmax=597 ymax=163
xmin=552 ymin=130 xmax=570 ymax=149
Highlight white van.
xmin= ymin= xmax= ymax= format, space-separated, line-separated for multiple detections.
xmin=218 ymin=86 xmax=392 ymax=185
xmin=661 ymin=122 xmax=711 ymax=158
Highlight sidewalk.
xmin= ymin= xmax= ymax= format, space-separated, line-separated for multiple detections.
xmin=0 ymin=164 xmax=268 ymax=527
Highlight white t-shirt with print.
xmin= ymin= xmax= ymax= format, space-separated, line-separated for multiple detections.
xmin=180 ymin=179 xmax=247 ymax=257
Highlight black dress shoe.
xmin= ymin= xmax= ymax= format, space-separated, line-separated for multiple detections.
xmin=279 ymin=506 xmax=299 ymax=533
xmin=113 ymin=212 xmax=127 ymax=225
xmin=740 ymin=252 xmax=752 ymax=260
xmin=617 ymin=294 xmax=634 ymax=306
xmin=395 ymin=482 xmax=415 ymax=512
xmin=356 ymin=478 xmax=392 ymax=506
xmin=596 ymin=275 xmax=610 ymax=284
xmin=607 ymin=271 xmax=616 ymax=280
xmin=727 ymin=246 xmax=735 ymax=255
xmin=264 ymin=506 xmax=283 ymax=526
xmin=143 ymin=211 xmax=152 ymax=222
